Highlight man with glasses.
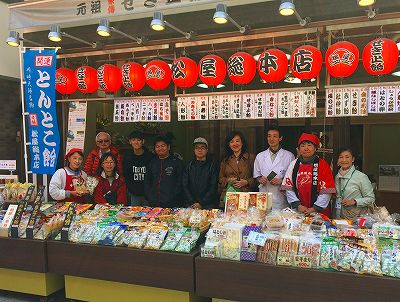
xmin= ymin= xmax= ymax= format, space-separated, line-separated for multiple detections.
xmin=84 ymin=132 xmax=123 ymax=176
xmin=182 ymin=137 xmax=218 ymax=209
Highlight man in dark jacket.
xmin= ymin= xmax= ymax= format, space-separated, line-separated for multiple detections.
xmin=183 ymin=137 xmax=219 ymax=209
xmin=144 ymin=135 xmax=184 ymax=208
xmin=123 ymin=130 xmax=155 ymax=206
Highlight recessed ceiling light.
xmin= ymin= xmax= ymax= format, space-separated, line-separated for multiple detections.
xmin=284 ymin=75 xmax=301 ymax=84
xmin=392 ymin=70 xmax=400 ymax=77
xmin=197 ymin=83 xmax=225 ymax=89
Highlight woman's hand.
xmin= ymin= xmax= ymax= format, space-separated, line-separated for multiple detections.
xmin=304 ymin=207 xmax=316 ymax=215
xmin=258 ymin=176 xmax=268 ymax=185
xmin=297 ymin=205 xmax=308 ymax=214
xmin=232 ymin=178 xmax=248 ymax=189
xmin=270 ymin=177 xmax=283 ymax=185
xmin=191 ymin=202 xmax=202 ymax=209
xmin=341 ymin=199 xmax=356 ymax=206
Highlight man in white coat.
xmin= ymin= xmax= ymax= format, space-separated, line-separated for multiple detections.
xmin=254 ymin=126 xmax=295 ymax=210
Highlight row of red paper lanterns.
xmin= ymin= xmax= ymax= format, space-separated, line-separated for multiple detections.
xmin=56 ymin=38 xmax=399 ymax=94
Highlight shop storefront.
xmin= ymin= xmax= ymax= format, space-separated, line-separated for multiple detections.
xmin=0 ymin=0 xmax=400 ymax=301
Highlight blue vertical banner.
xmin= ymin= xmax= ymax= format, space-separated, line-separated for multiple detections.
xmin=24 ymin=49 xmax=60 ymax=175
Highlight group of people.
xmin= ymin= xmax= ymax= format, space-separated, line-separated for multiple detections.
xmin=49 ymin=127 xmax=376 ymax=219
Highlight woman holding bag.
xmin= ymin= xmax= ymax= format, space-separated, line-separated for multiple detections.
xmin=335 ymin=147 xmax=375 ymax=219
xmin=218 ymin=131 xmax=256 ymax=208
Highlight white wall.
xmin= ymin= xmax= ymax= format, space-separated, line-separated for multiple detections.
xmin=0 ymin=2 xmax=20 ymax=79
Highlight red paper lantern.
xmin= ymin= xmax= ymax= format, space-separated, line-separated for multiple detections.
xmin=121 ymin=62 xmax=146 ymax=91
xmin=326 ymin=41 xmax=359 ymax=78
xmin=198 ymin=54 xmax=226 ymax=87
xmin=97 ymin=64 xmax=121 ymax=93
xmin=227 ymin=52 xmax=256 ymax=85
xmin=55 ymin=68 xmax=77 ymax=95
xmin=362 ymin=38 xmax=399 ymax=75
xmin=257 ymin=49 xmax=288 ymax=82
xmin=145 ymin=60 xmax=172 ymax=90
xmin=290 ymin=45 xmax=322 ymax=80
xmin=172 ymin=57 xmax=198 ymax=88
xmin=75 ymin=66 xmax=99 ymax=94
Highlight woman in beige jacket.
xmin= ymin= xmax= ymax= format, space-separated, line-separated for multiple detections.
xmin=219 ymin=131 xmax=256 ymax=207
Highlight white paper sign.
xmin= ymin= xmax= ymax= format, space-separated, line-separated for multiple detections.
xmin=114 ymin=98 xmax=170 ymax=123
xmin=247 ymin=231 xmax=268 ymax=246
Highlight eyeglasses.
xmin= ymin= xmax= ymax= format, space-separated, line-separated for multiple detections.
xmin=97 ymin=139 xmax=110 ymax=143
xmin=195 ymin=146 xmax=207 ymax=150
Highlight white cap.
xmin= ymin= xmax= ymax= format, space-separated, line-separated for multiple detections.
xmin=193 ymin=137 xmax=208 ymax=147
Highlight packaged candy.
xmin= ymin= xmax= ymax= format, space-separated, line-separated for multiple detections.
xmin=276 ymin=235 xmax=299 ymax=266
xmin=160 ymin=228 xmax=186 ymax=251
xmin=175 ymin=228 xmax=201 ymax=253
xmin=381 ymin=241 xmax=400 ymax=278
xmin=264 ymin=212 xmax=285 ymax=231
xmin=257 ymin=233 xmax=280 ymax=265
xmin=362 ymin=248 xmax=383 ymax=276
xmin=337 ymin=241 xmax=368 ymax=274
xmin=144 ymin=226 xmax=168 ymax=250
xmin=319 ymin=237 xmax=339 ymax=270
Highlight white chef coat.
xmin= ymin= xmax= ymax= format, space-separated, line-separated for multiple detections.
xmin=254 ymin=148 xmax=295 ymax=210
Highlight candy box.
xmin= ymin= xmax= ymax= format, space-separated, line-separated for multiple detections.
xmin=240 ymin=225 xmax=262 ymax=261
xmin=257 ymin=233 xmax=280 ymax=265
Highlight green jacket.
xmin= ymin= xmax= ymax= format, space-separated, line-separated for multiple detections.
xmin=335 ymin=165 xmax=375 ymax=208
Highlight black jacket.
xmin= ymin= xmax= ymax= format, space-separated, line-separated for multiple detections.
xmin=182 ymin=159 xmax=219 ymax=209
xmin=144 ymin=155 xmax=184 ymax=208
xmin=122 ymin=148 xmax=155 ymax=196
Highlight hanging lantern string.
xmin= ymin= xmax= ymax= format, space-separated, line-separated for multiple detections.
xmin=131 ymin=51 xmax=135 ymax=62
xmin=108 ymin=53 xmax=111 ymax=63
xmin=83 ymin=56 xmax=88 ymax=66
xmin=342 ymin=29 xmax=345 ymax=41
xmin=272 ymin=36 xmax=275 ymax=48
xmin=211 ymin=43 xmax=215 ymax=54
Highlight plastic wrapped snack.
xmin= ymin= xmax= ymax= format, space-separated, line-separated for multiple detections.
xmin=217 ymin=223 xmax=245 ymax=261
xmin=362 ymin=248 xmax=383 ymax=276
xmin=320 ymin=237 xmax=339 ymax=270
xmin=240 ymin=225 xmax=262 ymax=261
xmin=381 ymin=243 xmax=400 ymax=278
xmin=337 ymin=241 xmax=367 ymax=274
xmin=128 ymin=228 xmax=150 ymax=248
xmin=144 ymin=226 xmax=168 ymax=250
xmin=160 ymin=228 xmax=186 ymax=251
xmin=276 ymin=235 xmax=299 ymax=266
xmin=257 ymin=232 xmax=280 ymax=265
xmin=264 ymin=212 xmax=285 ymax=231
xmin=175 ymin=228 xmax=201 ymax=253
xmin=296 ymin=235 xmax=322 ymax=268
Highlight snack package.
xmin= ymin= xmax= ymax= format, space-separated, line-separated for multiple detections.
xmin=277 ymin=235 xmax=299 ymax=266
xmin=144 ymin=226 xmax=168 ymax=250
xmin=160 ymin=228 xmax=186 ymax=251
xmin=337 ymin=241 xmax=368 ymax=274
xmin=175 ymin=228 xmax=201 ymax=253
xmin=362 ymin=248 xmax=383 ymax=276
xmin=240 ymin=225 xmax=262 ymax=261
xmin=257 ymin=232 xmax=280 ymax=265
xmin=217 ymin=223 xmax=245 ymax=261
xmin=381 ymin=241 xmax=400 ymax=278
xmin=127 ymin=228 xmax=150 ymax=248
xmin=373 ymin=223 xmax=400 ymax=240
xmin=264 ymin=212 xmax=285 ymax=231
xmin=296 ymin=235 xmax=322 ymax=269
xmin=319 ymin=237 xmax=339 ymax=270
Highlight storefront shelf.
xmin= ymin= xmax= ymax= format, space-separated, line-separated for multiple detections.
xmin=195 ymin=257 xmax=400 ymax=302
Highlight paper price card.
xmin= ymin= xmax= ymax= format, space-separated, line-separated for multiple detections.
xmin=197 ymin=96 xmax=209 ymax=120
xmin=255 ymin=93 xmax=266 ymax=119
xmin=342 ymin=88 xmax=351 ymax=116
xmin=293 ymin=255 xmax=313 ymax=268
xmin=278 ymin=91 xmax=290 ymax=118
xmin=209 ymin=95 xmax=220 ymax=120
xmin=211 ymin=228 xmax=227 ymax=239
xmin=177 ymin=96 xmax=188 ymax=121
xmin=326 ymin=89 xmax=335 ymax=117
xmin=247 ymin=231 xmax=268 ymax=246
xmin=230 ymin=94 xmax=242 ymax=119
xmin=238 ymin=194 xmax=249 ymax=211
xmin=266 ymin=92 xmax=278 ymax=118
xmin=387 ymin=86 xmax=396 ymax=113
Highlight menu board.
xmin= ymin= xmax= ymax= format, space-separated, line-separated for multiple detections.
xmin=177 ymin=96 xmax=208 ymax=121
xmin=368 ymin=86 xmax=400 ymax=114
xmin=326 ymin=87 xmax=368 ymax=117
xmin=278 ymin=90 xmax=316 ymax=119
xmin=177 ymin=89 xmax=315 ymax=121
xmin=113 ymin=97 xmax=170 ymax=123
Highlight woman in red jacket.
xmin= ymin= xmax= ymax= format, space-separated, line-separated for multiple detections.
xmin=93 ymin=152 xmax=127 ymax=205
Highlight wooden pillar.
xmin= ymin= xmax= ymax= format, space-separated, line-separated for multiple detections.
xmin=332 ymin=117 xmax=351 ymax=174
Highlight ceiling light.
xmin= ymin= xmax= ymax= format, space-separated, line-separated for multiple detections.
xmin=213 ymin=4 xmax=248 ymax=34
xmin=392 ymin=70 xmax=400 ymax=77
xmin=97 ymin=19 xmax=111 ymax=37
xmin=48 ymin=25 xmax=96 ymax=47
xmin=397 ymin=42 xmax=400 ymax=51
xmin=284 ymin=74 xmax=301 ymax=84
xmin=278 ymin=0 xmax=310 ymax=27
xmin=279 ymin=0 xmax=295 ymax=16
xmin=358 ymin=0 xmax=375 ymax=7
xmin=48 ymin=25 xmax=62 ymax=42
xmin=217 ymin=84 xmax=225 ymax=88
xmin=151 ymin=12 xmax=194 ymax=39
xmin=97 ymin=18 xmax=143 ymax=44
xmin=6 ymin=30 xmax=43 ymax=47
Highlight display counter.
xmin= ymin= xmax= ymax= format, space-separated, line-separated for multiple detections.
xmin=47 ymin=240 xmax=206 ymax=302
xmin=195 ymin=257 xmax=400 ymax=302
xmin=0 ymin=237 xmax=64 ymax=296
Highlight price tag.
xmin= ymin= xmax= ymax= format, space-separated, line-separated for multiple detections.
xmin=201 ymin=247 xmax=216 ymax=258
xmin=247 ymin=231 xmax=268 ymax=246
xmin=238 ymin=194 xmax=249 ymax=211
xmin=293 ymin=255 xmax=313 ymax=268
xmin=211 ymin=228 xmax=227 ymax=239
